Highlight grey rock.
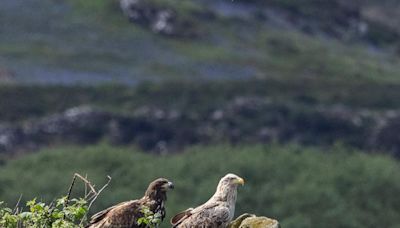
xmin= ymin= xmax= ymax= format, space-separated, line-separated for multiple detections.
xmin=0 ymin=125 xmax=24 ymax=154
xmin=119 ymin=0 xmax=196 ymax=37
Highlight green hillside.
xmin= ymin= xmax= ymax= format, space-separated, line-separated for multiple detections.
xmin=0 ymin=144 xmax=399 ymax=228
xmin=2 ymin=0 xmax=400 ymax=84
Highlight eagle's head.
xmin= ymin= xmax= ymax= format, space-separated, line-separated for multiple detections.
xmin=145 ymin=178 xmax=174 ymax=200
xmin=219 ymin=173 xmax=245 ymax=187
xmin=213 ymin=173 xmax=244 ymax=202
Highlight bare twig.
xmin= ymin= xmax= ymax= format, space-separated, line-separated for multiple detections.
xmin=64 ymin=173 xmax=100 ymax=208
xmin=87 ymin=175 xmax=111 ymax=211
xmin=80 ymin=175 xmax=112 ymax=226
xmin=65 ymin=173 xmax=98 ymax=201
xmin=74 ymin=173 xmax=97 ymax=195
xmin=65 ymin=174 xmax=77 ymax=209
xmin=13 ymin=194 xmax=23 ymax=215
xmin=84 ymin=174 xmax=88 ymax=198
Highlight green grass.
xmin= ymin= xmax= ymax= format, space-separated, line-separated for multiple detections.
xmin=0 ymin=144 xmax=399 ymax=228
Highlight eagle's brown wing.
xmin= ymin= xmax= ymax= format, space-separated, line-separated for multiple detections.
xmin=170 ymin=208 xmax=193 ymax=226
xmin=87 ymin=205 xmax=116 ymax=226
xmin=172 ymin=202 xmax=231 ymax=228
xmin=86 ymin=200 xmax=142 ymax=228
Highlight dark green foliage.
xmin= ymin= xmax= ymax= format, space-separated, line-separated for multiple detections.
xmin=137 ymin=206 xmax=163 ymax=228
xmin=2 ymin=78 xmax=400 ymax=123
xmin=0 ymin=144 xmax=399 ymax=228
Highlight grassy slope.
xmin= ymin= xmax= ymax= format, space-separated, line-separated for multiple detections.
xmin=0 ymin=144 xmax=399 ymax=228
xmin=1 ymin=0 xmax=400 ymax=84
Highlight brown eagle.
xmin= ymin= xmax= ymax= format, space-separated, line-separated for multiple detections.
xmin=86 ymin=178 xmax=174 ymax=228
xmin=171 ymin=173 xmax=244 ymax=228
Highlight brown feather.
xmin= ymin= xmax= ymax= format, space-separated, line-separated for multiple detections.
xmin=170 ymin=208 xmax=193 ymax=226
xmin=87 ymin=178 xmax=173 ymax=228
xmin=86 ymin=204 xmax=118 ymax=227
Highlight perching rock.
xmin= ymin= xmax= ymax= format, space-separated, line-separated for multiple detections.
xmin=229 ymin=213 xmax=280 ymax=228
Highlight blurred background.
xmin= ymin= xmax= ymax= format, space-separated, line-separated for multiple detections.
xmin=1 ymin=0 xmax=400 ymax=227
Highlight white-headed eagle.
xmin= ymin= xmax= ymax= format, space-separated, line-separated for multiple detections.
xmin=86 ymin=178 xmax=174 ymax=228
xmin=171 ymin=173 xmax=244 ymax=228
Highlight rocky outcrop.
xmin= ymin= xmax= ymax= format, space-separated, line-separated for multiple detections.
xmin=0 ymin=106 xmax=112 ymax=154
xmin=0 ymin=106 xmax=197 ymax=154
xmin=229 ymin=213 xmax=280 ymax=228
xmin=2 ymin=98 xmax=400 ymax=156
xmin=119 ymin=0 xmax=199 ymax=38
xmin=206 ymin=0 xmax=399 ymax=47
xmin=257 ymin=0 xmax=399 ymax=46
xmin=117 ymin=0 xmax=400 ymax=46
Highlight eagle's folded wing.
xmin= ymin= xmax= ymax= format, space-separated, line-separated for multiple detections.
xmin=86 ymin=200 xmax=140 ymax=228
xmin=209 ymin=205 xmax=231 ymax=226
xmin=172 ymin=203 xmax=230 ymax=228
xmin=171 ymin=202 xmax=220 ymax=227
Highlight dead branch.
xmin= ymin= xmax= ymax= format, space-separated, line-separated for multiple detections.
xmin=74 ymin=173 xmax=97 ymax=195
xmin=87 ymin=175 xmax=112 ymax=211
xmin=62 ymin=173 xmax=112 ymax=226
xmin=13 ymin=194 xmax=23 ymax=215
xmin=65 ymin=173 xmax=99 ymax=206
xmin=80 ymin=175 xmax=112 ymax=226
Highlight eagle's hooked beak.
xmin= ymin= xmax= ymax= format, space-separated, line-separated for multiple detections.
xmin=234 ymin=177 xmax=245 ymax=186
xmin=164 ymin=181 xmax=174 ymax=190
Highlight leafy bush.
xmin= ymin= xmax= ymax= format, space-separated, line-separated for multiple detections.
xmin=0 ymin=173 xmax=113 ymax=227
xmin=137 ymin=206 xmax=163 ymax=228
xmin=0 ymin=197 xmax=87 ymax=228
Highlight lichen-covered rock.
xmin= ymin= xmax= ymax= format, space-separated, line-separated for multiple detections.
xmin=240 ymin=217 xmax=280 ymax=228
xmin=228 ymin=214 xmax=280 ymax=228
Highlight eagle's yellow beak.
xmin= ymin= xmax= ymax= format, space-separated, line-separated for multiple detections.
xmin=235 ymin=177 xmax=245 ymax=186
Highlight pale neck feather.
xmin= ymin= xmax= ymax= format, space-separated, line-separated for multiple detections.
xmin=207 ymin=181 xmax=238 ymax=218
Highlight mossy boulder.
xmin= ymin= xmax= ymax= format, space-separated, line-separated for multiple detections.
xmin=229 ymin=213 xmax=280 ymax=228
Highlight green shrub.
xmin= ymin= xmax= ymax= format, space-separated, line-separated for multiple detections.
xmin=0 ymin=197 xmax=87 ymax=227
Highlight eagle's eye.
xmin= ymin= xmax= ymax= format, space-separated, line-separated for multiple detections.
xmin=157 ymin=180 xmax=174 ymax=190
